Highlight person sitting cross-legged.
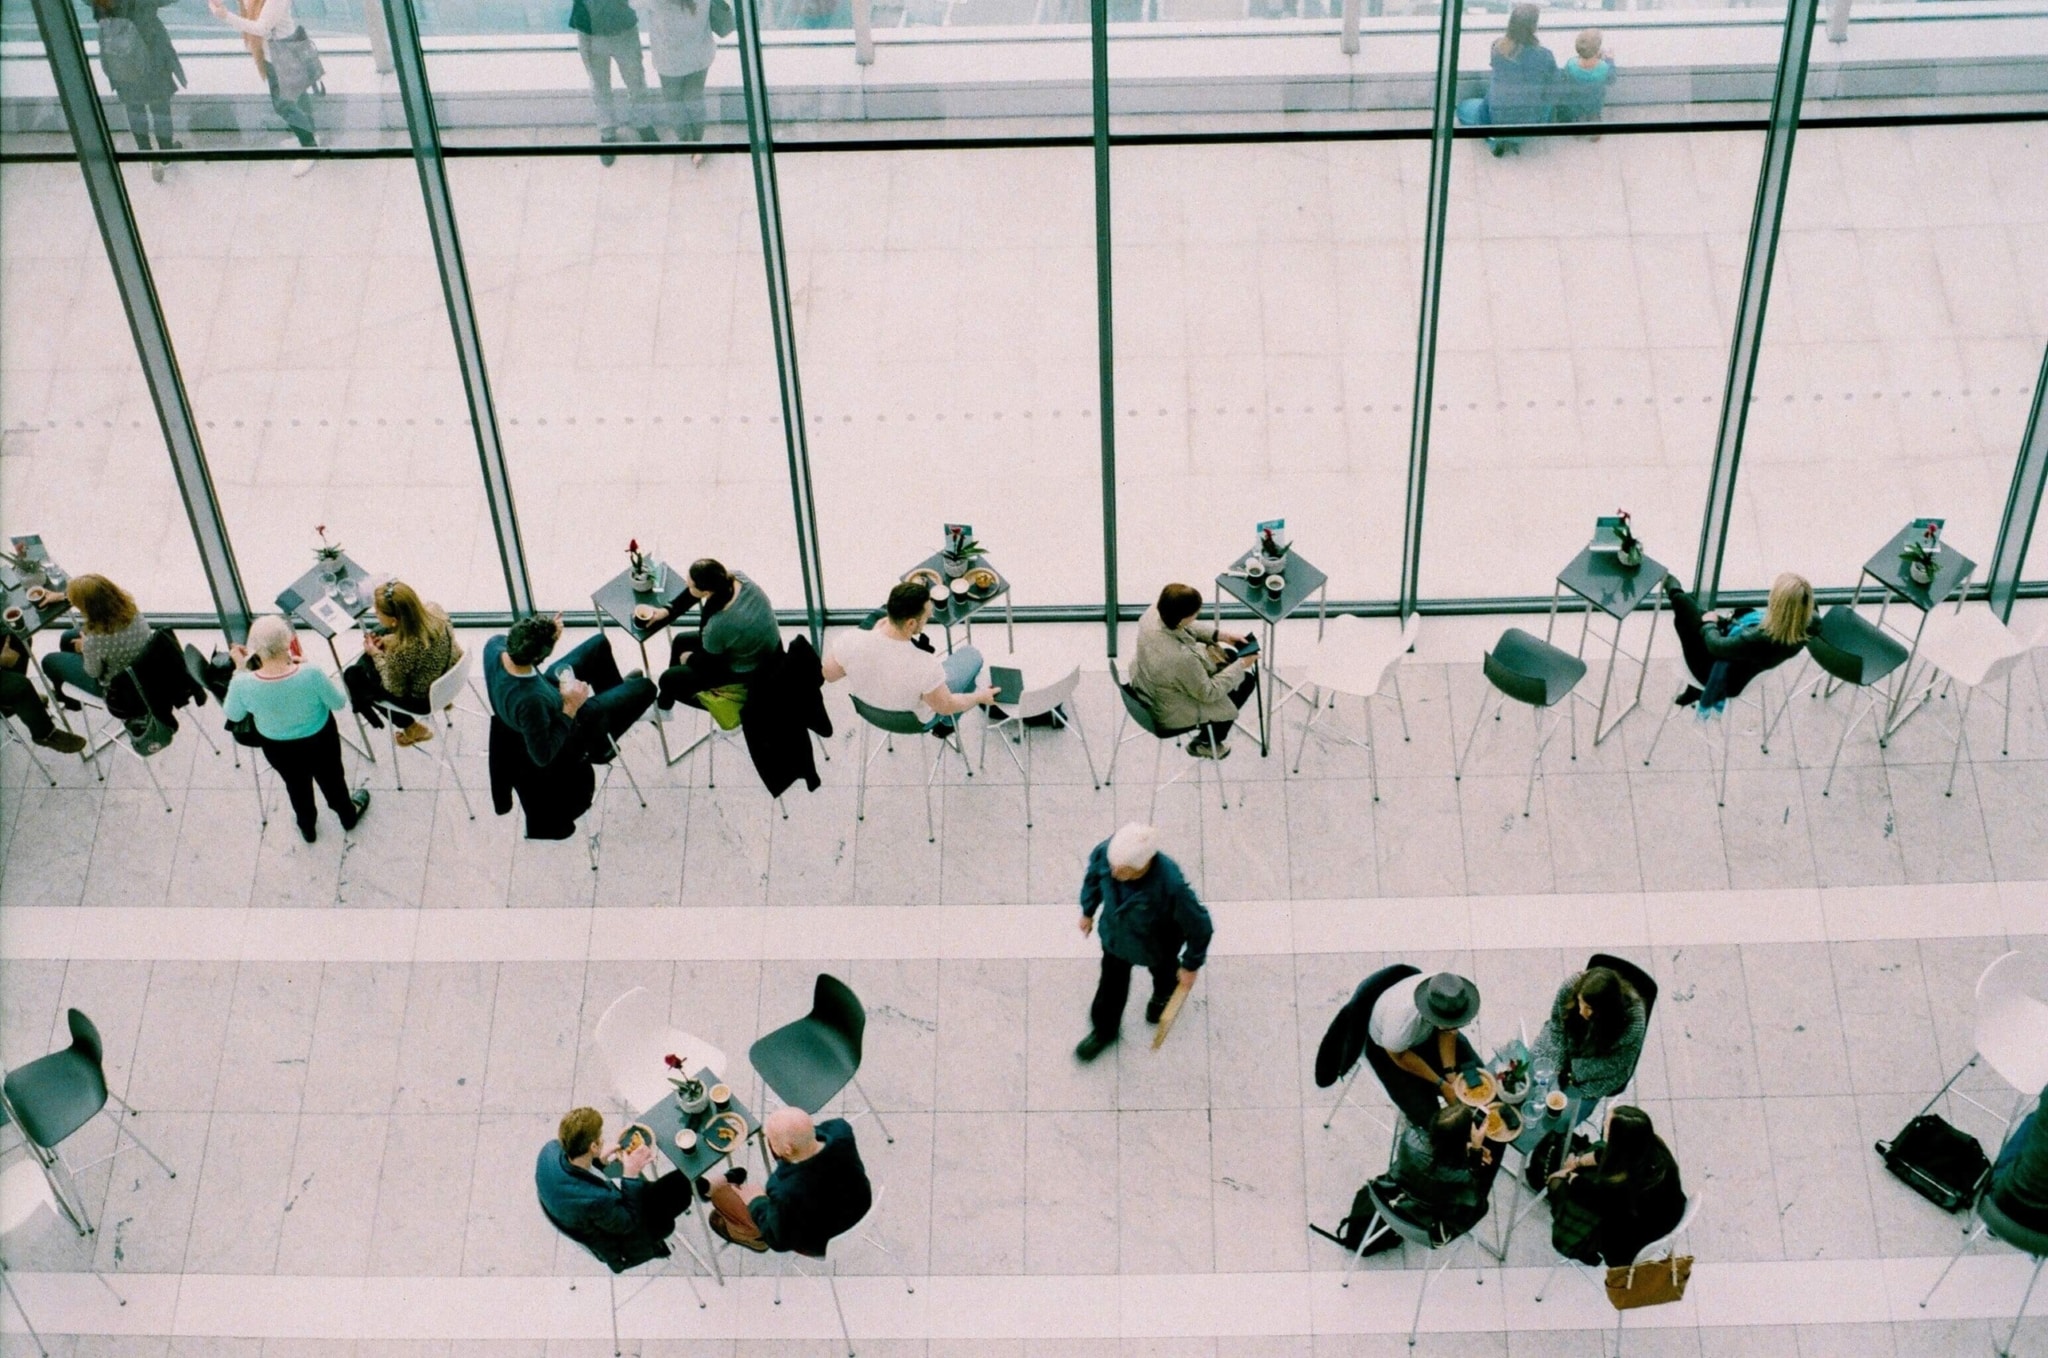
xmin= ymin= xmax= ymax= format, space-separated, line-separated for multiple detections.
xmin=705 ymin=1107 xmax=873 ymax=1256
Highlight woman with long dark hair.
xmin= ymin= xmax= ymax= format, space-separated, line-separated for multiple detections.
xmin=90 ymin=0 xmax=185 ymax=177
xmin=1546 ymin=1106 xmax=1686 ymax=1267
xmin=1530 ymin=965 xmax=1647 ymax=1102
xmin=1454 ymin=2 xmax=1557 ymax=154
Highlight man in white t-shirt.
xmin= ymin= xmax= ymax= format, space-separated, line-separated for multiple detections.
xmin=821 ymin=581 xmax=996 ymax=730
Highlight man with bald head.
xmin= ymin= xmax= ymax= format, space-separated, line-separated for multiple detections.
xmin=707 ymin=1107 xmax=873 ymax=1255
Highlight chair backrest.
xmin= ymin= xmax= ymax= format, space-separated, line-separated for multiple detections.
xmin=67 ymin=1009 xmax=105 ymax=1070
xmin=1587 ymin=953 xmax=1660 ymax=1023
xmin=1366 ymin=1176 xmax=1460 ymax=1250
xmin=1017 ymin=664 xmax=1082 ymax=723
xmin=1627 ymin=1186 xmax=1703 ymax=1267
xmin=1482 ymin=647 xmax=1552 ymax=709
xmin=850 ymin=694 xmax=930 ymax=737
xmin=1974 ymin=951 xmax=2048 ymax=1094
xmin=1805 ymin=629 xmax=1866 ymax=687
xmin=809 ymin=974 xmax=867 ymax=1065
xmin=538 ymin=1195 xmax=637 ymax=1276
xmin=1979 ymin=1185 xmax=2048 ymax=1258
xmin=1355 ymin=964 xmax=1425 ymax=1109
xmin=427 ymin=645 xmax=476 ymax=713
xmin=1107 ymin=658 xmax=1165 ymax=737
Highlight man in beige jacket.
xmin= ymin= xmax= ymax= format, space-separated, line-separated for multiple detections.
xmin=1130 ymin=583 xmax=1258 ymax=759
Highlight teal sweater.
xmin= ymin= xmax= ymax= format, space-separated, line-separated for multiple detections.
xmin=225 ymin=664 xmax=348 ymax=741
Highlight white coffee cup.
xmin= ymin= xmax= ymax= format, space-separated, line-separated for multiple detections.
xmin=675 ymin=1128 xmax=698 ymax=1151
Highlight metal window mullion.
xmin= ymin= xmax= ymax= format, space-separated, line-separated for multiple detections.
xmin=734 ymin=0 xmax=826 ymax=645
xmin=1986 ymin=343 xmax=2048 ymax=622
xmin=1394 ymin=0 xmax=1463 ymax=617
xmin=381 ymin=0 xmax=533 ymax=615
xmin=1092 ymin=0 xmax=1119 ymax=657
xmin=30 ymin=0 xmax=251 ymax=639
xmin=1695 ymin=0 xmax=1821 ymax=608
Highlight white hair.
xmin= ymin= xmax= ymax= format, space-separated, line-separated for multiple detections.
xmin=247 ymin=614 xmax=296 ymax=662
xmin=1106 ymin=823 xmax=1160 ymax=872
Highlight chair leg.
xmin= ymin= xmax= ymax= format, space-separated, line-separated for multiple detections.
xmin=1533 ymin=1257 xmax=1563 ymax=1303
xmin=1716 ymin=704 xmax=1732 ymax=808
xmin=101 ymin=1093 xmax=179 ymax=1181
xmin=387 ymin=719 xmax=404 ymax=790
xmin=856 ymin=723 xmax=870 ymax=822
xmin=1291 ymin=684 xmax=1322 ymax=774
xmin=1022 ymin=726 xmax=1034 ymax=829
xmin=1944 ymin=687 xmax=1973 ymax=798
xmin=1069 ymin=705 xmax=1101 ymax=790
xmin=93 ymin=1269 xmax=126 ymax=1307
xmin=1921 ymin=1218 xmax=1986 ymax=1307
xmin=0 ymin=1264 xmax=48 ymax=1358
xmin=139 ymin=749 xmax=173 ymax=813
xmin=1391 ymin=667 xmax=1412 ymax=742
xmin=1340 ymin=1215 xmax=1392 ymax=1286
xmin=251 ymin=756 xmax=268 ymax=828
xmin=825 ymin=1258 xmax=855 ymax=1358
xmin=607 ymin=1270 xmax=621 ymax=1358
xmin=1454 ymin=690 xmax=1496 ymax=780
xmin=1104 ymin=706 xmax=1127 ymax=786
xmin=439 ymin=722 xmax=477 ymax=821
xmin=1364 ymin=691 xmax=1381 ymax=803
xmin=1323 ymin=1067 xmax=1356 ymax=1130
xmin=1821 ymin=694 xmax=1870 ymax=797
xmin=1999 ymin=1252 xmax=2045 ymax=1357
xmin=1408 ymin=1239 xmax=1460 ymax=1347
xmin=852 ymin=1074 xmax=894 ymax=1144
xmin=1148 ymin=735 xmax=1165 ymax=823
xmin=1642 ymin=686 xmax=1679 ymax=766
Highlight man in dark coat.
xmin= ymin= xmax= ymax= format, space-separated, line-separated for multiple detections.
xmin=535 ymin=1107 xmax=696 ymax=1270
xmin=1074 ymin=822 xmax=1213 ymax=1062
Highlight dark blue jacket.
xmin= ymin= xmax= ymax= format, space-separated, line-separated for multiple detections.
xmin=1488 ymin=42 xmax=1558 ymax=124
xmin=534 ymin=1142 xmax=670 ymax=1271
xmin=1079 ymin=841 xmax=1213 ymax=972
xmin=1993 ymin=1099 xmax=2048 ymax=1231
xmin=751 ymin=1118 xmax=872 ymax=1257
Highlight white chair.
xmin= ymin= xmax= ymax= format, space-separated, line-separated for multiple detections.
xmin=592 ymin=987 xmax=730 ymax=1118
xmin=1290 ymin=613 xmax=1421 ymax=800
xmin=976 ymin=661 xmax=1100 ymax=828
xmin=851 ymin=695 xmax=974 ymax=844
xmin=1913 ymin=606 xmax=2035 ymax=797
xmin=374 ymin=646 xmax=480 ymax=820
xmin=1 ymin=1159 xmax=127 ymax=1358
xmin=1534 ymin=1189 xmax=1702 ymax=1357
xmin=1920 ymin=951 xmax=2048 ymax=1148
xmin=1103 ymin=658 xmax=1234 ymax=821
xmin=1339 ymin=1176 xmax=1489 ymax=1348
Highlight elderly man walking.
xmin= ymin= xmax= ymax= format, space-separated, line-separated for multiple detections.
xmin=1074 ymin=823 xmax=1214 ymax=1062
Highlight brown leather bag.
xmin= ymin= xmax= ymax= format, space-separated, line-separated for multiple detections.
xmin=1605 ymin=1253 xmax=1691 ymax=1310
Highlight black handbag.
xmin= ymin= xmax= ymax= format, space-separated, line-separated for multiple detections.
xmin=1877 ymin=1114 xmax=1990 ymax=1213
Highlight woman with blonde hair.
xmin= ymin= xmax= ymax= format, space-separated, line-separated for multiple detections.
xmin=346 ymin=579 xmax=459 ymax=747
xmin=41 ymin=574 xmax=153 ymax=707
xmin=1661 ymin=570 xmax=1813 ymax=710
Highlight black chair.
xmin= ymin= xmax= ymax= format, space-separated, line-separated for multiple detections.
xmin=1318 ymin=964 xmax=1431 ymax=1132
xmin=850 ymin=694 xmax=971 ymax=845
xmin=748 ymin=974 xmax=893 ymax=1144
xmin=76 ymin=627 xmax=212 ymax=813
xmin=0 ymin=1010 xmax=177 ymax=1236
xmin=1102 ymin=658 xmax=1232 ymax=824
xmin=1338 ymin=1179 xmax=1489 ymax=1345
xmin=1455 ymin=628 xmax=1589 ymax=817
xmin=539 ymin=1198 xmax=706 ymax=1358
xmin=1797 ymin=606 xmax=1911 ymax=796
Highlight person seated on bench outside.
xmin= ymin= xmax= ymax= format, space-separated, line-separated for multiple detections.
xmin=1369 ymin=970 xmax=1482 ymax=1126
xmin=652 ymin=558 xmax=782 ymax=714
xmin=820 ymin=580 xmax=995 ymax=732
xmin=706 ymin=1107 xmax=872 ymax=1255
xmin=1130 ymin=582 xmax=1257 ymax=760
xmin=536 ymin=1106 xmax=697 ymax=1267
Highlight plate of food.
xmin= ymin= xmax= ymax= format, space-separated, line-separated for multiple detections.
xmin=1482 ymin=1104 xmax=1523 ymax=1143
xmin=966 ymin=567 xmax=999 ymax=594
xmin=903 ymin=567 xmax=944 ymax=590
xmin=1454 ymin=1070 xmax=1498 ymax=1108
xmin=616 ymin=1122 xmax=655 ymax=1156
xmin=704 ymin=1111 xmax=747 ymax=1154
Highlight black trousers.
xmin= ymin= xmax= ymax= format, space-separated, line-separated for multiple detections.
xmin=1090 ymin=950 xmax=1179 ymax=1039
xmin=546 ymin=634 xmax=657 ymax=753
xmin=632 ymin=1169 xmax=697 ymax=1239
xmin=657 ymin=638 xmax=734 ymax=710
xmin=1197 ymin=669 xmax=1261 ymax=746
xmin=260 ymin=716 xmax=356 ymax=833
xmin=0 ymin=666 xmax=56 ymax=739
xmin=1665 ymin=585 xmax=1718 ymax=688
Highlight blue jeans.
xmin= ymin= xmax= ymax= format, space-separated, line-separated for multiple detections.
xmin=924 ymin=645 xmax=983 ymax=731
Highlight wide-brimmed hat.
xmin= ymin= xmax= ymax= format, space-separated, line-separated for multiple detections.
xmin=1420 ymin=972 xmax=1481 ymax=1028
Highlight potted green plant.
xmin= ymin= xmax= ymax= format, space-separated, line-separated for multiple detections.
xmin=1900 ymin=525 xmax=1939 ymax=588
xmin=1496 ymin=1057 xmax=1532 ymax=1105
xmin=627 ymin=538 xmax=656 ymax=593
xmin=941 ymin=533 xmax=984 ymax=580
xmin=664 ymin=1053 xmax=708 ymax=1114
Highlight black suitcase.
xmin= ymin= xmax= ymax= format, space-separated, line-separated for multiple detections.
xmin=1876 ymin=1114 xmax=1991 ymax=1213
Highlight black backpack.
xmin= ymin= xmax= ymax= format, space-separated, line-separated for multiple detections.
xmin=1877 ymin=1114 xmax=1990 ymax=1213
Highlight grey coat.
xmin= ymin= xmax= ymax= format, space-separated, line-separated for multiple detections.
xmin=1130 ymin=605 xmax=1253 ymax=731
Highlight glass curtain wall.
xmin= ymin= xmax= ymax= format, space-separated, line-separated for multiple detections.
xmin=4 ymin=0 xmax=2048 ymax=637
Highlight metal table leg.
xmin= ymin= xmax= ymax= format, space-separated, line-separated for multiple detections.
xmin=326 ymin=634 xmax=376 ymax=761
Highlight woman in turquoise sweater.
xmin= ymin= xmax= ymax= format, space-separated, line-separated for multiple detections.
xmin=226 ymin=614 xmax=369 ymax=843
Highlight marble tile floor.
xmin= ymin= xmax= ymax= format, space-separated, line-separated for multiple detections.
xmin=2 ymin=629 xmax=2047 ymax=1355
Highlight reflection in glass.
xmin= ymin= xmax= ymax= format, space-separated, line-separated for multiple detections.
xmin=0 ymin=165 xmax=212 ymax=612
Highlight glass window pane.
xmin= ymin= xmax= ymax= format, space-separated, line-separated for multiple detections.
xmin=122 ymin=158 xmax=508 ymax=611
xmin=1422 ymin=128 xmax=1761 ymax=600
xmin=1112 ymin=141 xmax=1422 ymax=605
xmin=448 ymin=153 xmax=808 ymax=614
xmin=1729 ymin=123 xmax=2048 ymax=594
xmin=778 ymin=146 xmax=1103 ymax=611
xmin=0 ymin=163 xmax=211 ymax=611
